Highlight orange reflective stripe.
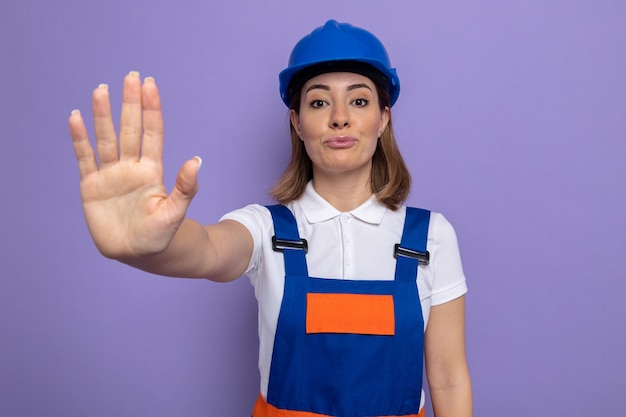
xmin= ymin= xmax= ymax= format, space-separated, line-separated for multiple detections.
xmin=306 ymin=293 xmax=395 ymax=335
xmin=252 ymin=394 xmax=425 ymax=417
xmin=253 ymin=393 xmax=333 ymax=417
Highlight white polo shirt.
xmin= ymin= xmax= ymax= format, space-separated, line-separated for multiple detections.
xmin=221 ymin=181 xmax=467 ymax=403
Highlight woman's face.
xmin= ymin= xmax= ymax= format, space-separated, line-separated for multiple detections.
xmin=290 ymin=72 xmax=390 ymax=180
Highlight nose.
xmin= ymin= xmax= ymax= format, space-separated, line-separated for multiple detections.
xmin=330 ymin=103 xmax=350 ymax=129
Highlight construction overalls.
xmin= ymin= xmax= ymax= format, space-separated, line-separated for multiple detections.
xmin=253 ymin=205 xmax=430 ymax=417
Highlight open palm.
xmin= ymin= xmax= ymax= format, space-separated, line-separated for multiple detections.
xmin=69 ymin=72 xmax=200 ymax=260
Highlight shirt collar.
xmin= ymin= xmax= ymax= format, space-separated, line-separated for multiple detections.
xmin=297 ymin=181 xmax=388 ymax=225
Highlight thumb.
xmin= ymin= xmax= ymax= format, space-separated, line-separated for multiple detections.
xmin=169 ymin=156 xmax=201 ymax=209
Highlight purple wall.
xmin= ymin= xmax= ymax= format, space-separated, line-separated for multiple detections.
xmin=1 ymin=1 xmax=625 ymax=416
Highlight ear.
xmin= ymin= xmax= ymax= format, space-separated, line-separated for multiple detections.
xmin=289 ymin=109 xmax=302 ymax=138
xmin=378 ymin=106 xmax=390 ymax=137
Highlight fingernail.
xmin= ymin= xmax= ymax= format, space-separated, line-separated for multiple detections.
xmin=98 ymin=83 xmax=108 ymax=90
xmin=129 ymin=70 xmax=140 ymax=77
xmin=193 ymin=156 xmax=203 ymax=170
xmin=71 ymin=109 xmax=81 ymax=116
xmin=144 ymin=76 xmax=155 ymax=83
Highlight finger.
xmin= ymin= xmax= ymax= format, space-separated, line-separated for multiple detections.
xmin=167 ymin=157 xmax=202 ymax=214
xmin=92 ymin=83 xmax=119 ymax=167
xmin=140 ymin=77 xmax=164 ymax=165
xmin=119 ymin=71 xmax=142 ymax=161
xmin=68 ymin=110 xmax=98 ymax=179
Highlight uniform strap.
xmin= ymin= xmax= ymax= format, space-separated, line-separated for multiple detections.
xmin=266 ymin=205 xmax=309 ymax=277
xmin=394 ymin=207 xmax=431 ymax=282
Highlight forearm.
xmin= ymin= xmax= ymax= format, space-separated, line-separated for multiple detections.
xmin=121 ymin=218 xmax=252 ymax=282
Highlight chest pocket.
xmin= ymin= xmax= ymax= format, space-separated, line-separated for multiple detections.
xmin=306 ymin=292 xmax=395 ymax=335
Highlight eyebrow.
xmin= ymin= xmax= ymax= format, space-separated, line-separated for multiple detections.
xmin=305 ymin=83 xmax=373 ymax=93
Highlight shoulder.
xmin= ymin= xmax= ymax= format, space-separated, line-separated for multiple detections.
xmin=401 ymin=207 xmax=458 ymax=244
xmin=428 ymin=212 xmax=460 ymax=246
xmin=220 ymin=203 xmax=272 ymax=223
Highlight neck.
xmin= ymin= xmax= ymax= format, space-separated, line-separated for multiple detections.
xmin=312 ymin=170 xmax=373 ymax=212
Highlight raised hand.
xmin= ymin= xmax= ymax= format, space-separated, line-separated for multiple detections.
xmin=69 ymin=72 xmax=201 ymax=261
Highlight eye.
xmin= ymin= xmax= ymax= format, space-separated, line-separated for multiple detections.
xmin=352 ymin=98 xmax=369 ymax=107
xmin=309 ymin=99 xmax=326 ymax=108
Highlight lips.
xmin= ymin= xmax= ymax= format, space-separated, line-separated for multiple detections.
xmin=324 ymin=136 xmax=357 ymax=148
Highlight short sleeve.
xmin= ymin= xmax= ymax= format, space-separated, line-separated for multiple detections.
xmin=220 ymin=204 xmax=272 ymax=278
xmin=428 ymin=213 xmax=468 ymax=306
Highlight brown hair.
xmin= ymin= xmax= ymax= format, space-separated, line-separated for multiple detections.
xmin=271 ymin=80 xmax=411 ymax=210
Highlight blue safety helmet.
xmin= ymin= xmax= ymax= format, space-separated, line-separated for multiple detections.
xmin=279 ymin=20 xmax=400 ymax=108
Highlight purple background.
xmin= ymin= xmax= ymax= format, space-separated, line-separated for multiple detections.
xmin=1 ymin=1 xmax=625 ymax=416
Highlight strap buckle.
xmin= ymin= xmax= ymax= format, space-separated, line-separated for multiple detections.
xmin=272 ymin=236 xmax=308 ymax=253
xmin=394 ymin=244 xmax=430 ymax=266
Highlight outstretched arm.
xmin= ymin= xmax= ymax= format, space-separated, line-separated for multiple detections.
xmin=69 ymin=72 xmax=252 ymax=282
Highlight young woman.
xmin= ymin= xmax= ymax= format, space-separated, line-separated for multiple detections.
xmin=69 ymin=20 xmax=472 ymax=417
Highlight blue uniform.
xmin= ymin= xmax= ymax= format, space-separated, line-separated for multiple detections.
xmin=252 ymin=205 xmax=430 ymax=417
